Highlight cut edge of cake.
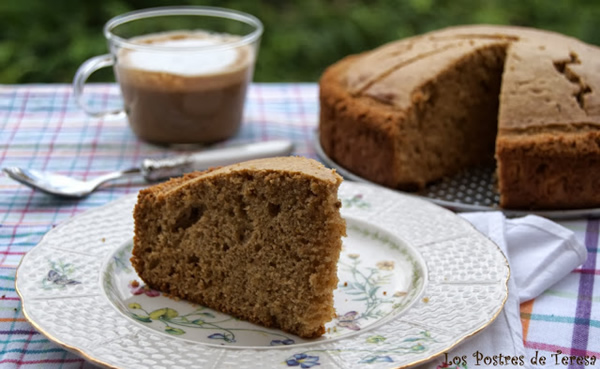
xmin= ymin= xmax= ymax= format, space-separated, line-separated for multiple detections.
xmin=319 ymin=24 xmax=600 ymax=209
xmin=131 ymin=156 xmax=347 ymax=338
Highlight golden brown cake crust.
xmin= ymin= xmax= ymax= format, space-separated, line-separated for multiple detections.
xmin=319 ymin=24 xmax=600 ymax=209
xmin=319 ymin=54 xmax=402 ymax=188
xmin=132 ymin=157 xmax=346 ymax=338
xmin=320 ymin=36 xmax=506 ymax=190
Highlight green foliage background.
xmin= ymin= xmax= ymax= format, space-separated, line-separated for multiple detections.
xmin=1 ymin=0 xmax=599 ymax=83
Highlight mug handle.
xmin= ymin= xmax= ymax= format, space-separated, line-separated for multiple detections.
xmin=72 ymin=54 xmax=125 ymax=118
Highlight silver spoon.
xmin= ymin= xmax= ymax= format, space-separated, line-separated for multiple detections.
xmin=3 ymin=140 xmax=294 ymax=198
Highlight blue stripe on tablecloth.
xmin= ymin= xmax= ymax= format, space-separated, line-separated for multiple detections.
xmin=0 ymin=339 xmax=48 ymax=344
xmin=569 ymin=219 xmax=599 ymax=369
xmin=507 ymin=311 xmax=600 ymax=327
xmin=0 ymin=348 xmax=66 ymax=354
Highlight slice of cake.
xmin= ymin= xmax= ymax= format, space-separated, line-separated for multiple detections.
xmin=131 ymin=156 xmax=346 ymax=338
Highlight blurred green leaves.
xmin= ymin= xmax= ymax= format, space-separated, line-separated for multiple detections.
xmin=1 ymin=0 xmax=598 ymax=83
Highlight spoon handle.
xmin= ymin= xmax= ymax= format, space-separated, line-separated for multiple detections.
xmin=140 ymin=140 xmax=295 ymax=181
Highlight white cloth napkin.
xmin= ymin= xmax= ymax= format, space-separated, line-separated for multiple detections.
xmin=417 ymin=212 xmax=587 ymax=369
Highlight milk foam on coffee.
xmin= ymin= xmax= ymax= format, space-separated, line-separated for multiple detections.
xmin=115 ymin=31 xmax=254 ymax=144
xmin=120 ymin=33 xmax=243 ymax=76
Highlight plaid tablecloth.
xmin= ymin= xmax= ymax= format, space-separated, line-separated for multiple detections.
xmin=0 ymin=83 xmax=597 ymax=368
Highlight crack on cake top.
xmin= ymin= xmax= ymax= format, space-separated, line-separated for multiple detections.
xmin=355 ymin=43 xmax=464 ymax=99
xmin=430 ymin=34 xmax=520 ymax=42
xmin=553 ymin=51 xmax=592 ymax=113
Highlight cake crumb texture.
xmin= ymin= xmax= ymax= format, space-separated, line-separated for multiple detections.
xmin=131 ymin=156 xmax=346 ymax=338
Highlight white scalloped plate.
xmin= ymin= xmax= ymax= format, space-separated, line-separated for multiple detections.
xmin=16 ymin=181 xmax=509 ymax=369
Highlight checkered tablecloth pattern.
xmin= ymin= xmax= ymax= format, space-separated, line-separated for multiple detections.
xmin=0 ymin=84 xmax=598 ymax=368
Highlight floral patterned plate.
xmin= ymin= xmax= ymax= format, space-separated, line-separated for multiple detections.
xmin=16 ymin=181 xmax=509 ymax=369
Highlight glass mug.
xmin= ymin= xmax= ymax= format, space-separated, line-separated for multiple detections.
xmin=73 ymin=6 xmax=263 ymax=145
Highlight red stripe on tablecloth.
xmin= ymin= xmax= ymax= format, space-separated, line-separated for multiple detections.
xmin=0 ymin=251 xmax=26 ymax=256
xmin=15 ymin=330 xmax=34 ymax=368
xmin=572 ymin=269 xmax=600 ymax=275
xmin=525 ymin=340 xmax=600 ymax=358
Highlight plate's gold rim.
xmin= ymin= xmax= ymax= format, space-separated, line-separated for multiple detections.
xmin=16 ymin=257 xmax=120 ymax=369
xmin=15 ymin=188 xmax=511 ymax=369
xmin=390 ymin=217 xmax=512 ymax=369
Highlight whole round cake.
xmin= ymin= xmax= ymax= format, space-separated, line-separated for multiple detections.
xmin=319 ymin=25 xmax=600 ymax=209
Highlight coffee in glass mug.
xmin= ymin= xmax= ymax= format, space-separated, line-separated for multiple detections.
xmin=73 ymin=7 xmax=263 ymax=145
